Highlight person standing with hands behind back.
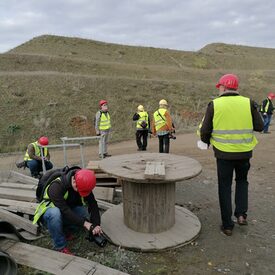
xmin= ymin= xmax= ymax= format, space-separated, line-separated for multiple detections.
xmin=152 ymin=99 xmax=173 ymax=153
xmin=133 ymin=105 xmax=150 ymax=151
xmin=95 ymin=100 xmax=112 ymax=158
xmin=200 ymin=74 xmax=263 ymax=236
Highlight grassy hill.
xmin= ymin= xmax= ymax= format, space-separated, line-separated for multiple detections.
xmin=0 ymin=35 xmax=275 ymax=153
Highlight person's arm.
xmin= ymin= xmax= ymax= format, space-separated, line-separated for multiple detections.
xmin=133 ymin=113 xmax=140 ymax=121
xmin=95 ymin=111 xmax=101 ymax=134
xmin=261 ymin=99 xmax=268 ymax=114
xmin=251 ymin=100 xmax=264 ymax=132
xmin=200 ymin=102 xmax=214 ymax=145
xmin=48 ymin=181 xmax=84 ymax=226
xmin=28 ymin=144 xmax=41 ymax=161
xmin=165 ymin=111 xmax=173 ymax=132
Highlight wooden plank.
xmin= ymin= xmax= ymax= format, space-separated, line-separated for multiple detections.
xmin=9 ymin=171 xmax=38 ymax=185
xmin=0 ymin=182 xmax=37 ymax=190
xmin=93 ymin=187 xmax=114 ymax=202
xmin=0 ymin=187 xmax=36 ymax=202
xmin=144 ymin=161 xmax=165 ymax=180
xmin=0 ymin=239 xmax=128 ymax=275
xmin=0 ymin=198 xmax=38 ymax=215
xmin=97 ymin=199 xmax=115 ymax=210
xmin=87 ymin=160 xmax=103 ymax=173
xmin=0 ymin=208 xmax=38 ymax=235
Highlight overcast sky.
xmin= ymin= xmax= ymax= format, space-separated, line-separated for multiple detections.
xmin=1 ymin=0 xmax=275 ymax=53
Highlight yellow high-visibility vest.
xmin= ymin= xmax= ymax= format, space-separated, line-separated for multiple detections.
xmin=210 ymin=96 xmax=258 ymax=152
xmin=99 ymin=112 xmax=111 ymax=131
xmin=260 ymin=98 xmax=270 ymax=113
xmin=24 ymin=141 xmax=48 ymax=161
xmin=136 ymin=111 xmax=149 ymax=129
xmin=153 ymin=108 xmax=167 ymax=131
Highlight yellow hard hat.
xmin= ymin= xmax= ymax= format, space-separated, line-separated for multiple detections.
xmin=159 ymin=99 xmax=168 ymax=106
xmin=137 ymin=105 xmax=144 ymax=111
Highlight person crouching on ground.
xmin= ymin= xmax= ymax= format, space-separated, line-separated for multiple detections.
xmin=95 ymin=100 xmax=112 ymax=158
xmin=24 ymin=136 xmax=53 ymax=178
xmin=199 ymin=74 xmax=263 ymax=236
xmin=33 ymin=169 xmax=102 ymax=255
xmin=133 ymin=105 xmax=150 ymax=151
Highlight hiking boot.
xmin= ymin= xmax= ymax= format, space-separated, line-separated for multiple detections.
xmin=57 ymin=247 xmax=74 ymax=255
xmin=220 ymin=226 xmax=233 ymax=236
xmin=104 ymin=153 xmax=112 ymax=157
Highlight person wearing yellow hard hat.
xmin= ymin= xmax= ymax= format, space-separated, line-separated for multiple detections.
xmin=133 ymin=105 xmax=150 ymax=151
xmin=152 ymin=99 xmax=173 ymax=153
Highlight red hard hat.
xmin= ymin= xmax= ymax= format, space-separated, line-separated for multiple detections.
xmin=268 ymin=92 xmax=275 ymax=99
xmin=99 ymin=100 xmax=107 ymax=106
xmin=74 ymin=169 xmax=96 ymax=197
xmin=38 ymin=136 xmax=49 ymax=146
xmin=216 ymin=74 xmax=239 ymax=90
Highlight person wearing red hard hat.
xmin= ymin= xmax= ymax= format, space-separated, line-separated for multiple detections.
xmin=33 ymin=168 xmax=102 ymax=255
xmin=94 ymin=100 xmax=112 ymax=158
xmin=22 ymin=136 xmax=53 ymax=178
xmin=260 ymin=92 xmax=275 ymax=133
xmin=199 ymin=73 xmax=263 ymax=236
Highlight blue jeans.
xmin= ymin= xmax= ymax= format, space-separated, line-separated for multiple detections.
xmin=263 ymin=114 xmax=272 ymax=133
xmin=42 ymin=206 xmax=89 ymax=250
xmin=26 ymin=159 xmax=53 ymax=177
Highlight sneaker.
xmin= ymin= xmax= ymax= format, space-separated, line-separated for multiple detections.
xmin=57 ymin=247 xmax=74 ymax=255
xmin=104 ymin=153 xmax=112 ymax=157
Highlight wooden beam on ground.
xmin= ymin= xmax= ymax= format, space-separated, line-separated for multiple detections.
xmin=0 ymin=239 xmax=129 ymax=275
xmin=97 ymin=199 xmax=115 ymax=210
xmin=0 ymin=208 xmax=38 ymax=235
xmin=9 ymin=171 xmax=38 ymax=185
xmin=0 ymin=182 xmax=37 ymax=190
xmin=93 ymin=187 xmax=114 ymax=202
xmin=0 ymin=199 xmax=38 ymax=215
xmin=0 ymin=187 xmax=36 ymax=202
xmin=144 ymin=161 xmax=166 ymax=180
xmin=87 ymin=160 xmax=103 ymax=173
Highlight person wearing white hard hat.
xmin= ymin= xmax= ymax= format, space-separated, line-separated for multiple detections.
xmin=152 ymin=99 xmax=173 ymax=153
xmin=133 ymin=105 xmax=150 ymax=151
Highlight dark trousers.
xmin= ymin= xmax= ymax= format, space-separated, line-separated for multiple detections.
xmin=136 ymin=130 xmax=148 ymax=150
xmin=158 ymin=134 xmax=170 ymax=153
xmin=27 ymin=159 xmax=53 ymax=177
xmin=216 ymin=158 xmax=250 ymax=229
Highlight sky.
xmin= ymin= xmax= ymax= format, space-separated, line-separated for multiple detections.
xmin=1 ymin=0 xmax=275 ymax=53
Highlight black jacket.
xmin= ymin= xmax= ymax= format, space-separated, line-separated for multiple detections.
xmin=47 ymin=172 xmax=100 ymax=227
xmin=261 ymin=98 xmax=274 ymax=115
xmin=200 ymin=93 xmax=264 ymax=159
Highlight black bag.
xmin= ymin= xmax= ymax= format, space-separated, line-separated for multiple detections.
xmin=36 ymin=166 xmax=81 ymax=202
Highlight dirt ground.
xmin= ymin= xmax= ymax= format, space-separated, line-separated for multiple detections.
xmin=1 ymin=127 xmax=275 ymax=275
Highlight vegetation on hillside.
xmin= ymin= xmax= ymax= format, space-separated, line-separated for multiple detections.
xmin=1 ymin=35 xmax=274 ymax=152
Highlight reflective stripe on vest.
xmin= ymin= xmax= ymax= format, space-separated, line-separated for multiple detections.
xmin=136 ymin=111 xmax=149 ymax=129
xmin=210 ymin=96 xmax=258 ymax=152
xmin=24 ymin=141 xmax=48 ymax=161
xmin=153 ymin=108 xmax=166 ymax=131
xmin=260 ymin=98 xmax=270 ymax=113
xmin=33 ymin=178 xmax=85 ymax=224
xmin=99 ymin=112 xmax=111 ymax=131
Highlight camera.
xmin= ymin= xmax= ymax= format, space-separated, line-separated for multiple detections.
xmin=87 ymin=230 xmax=107 ymax=247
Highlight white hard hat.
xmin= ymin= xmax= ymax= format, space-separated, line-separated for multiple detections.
xmin=137 ymin=105 xmax=144 ymax=111
xmin=159 ymin=99 xmax=168 ymax=106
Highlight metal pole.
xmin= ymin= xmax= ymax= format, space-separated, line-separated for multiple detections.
xmin=79 ymin=143 xmax=85 ymax=168
xmin=62 ymin=138 xmax=67 ymax=166
xmin=40 ymin=147 xmax=46 ymax=174
xmin=100 ymin=134 xmax=104 ymax=159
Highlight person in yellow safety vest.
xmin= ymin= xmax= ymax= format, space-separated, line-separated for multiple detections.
xmin=152 ymin=99 xmax=173 ymax=153
xmin=132 ymin=105 xmax=150 ymax=151
xmin=259 ymin=92 xmax=275 ymax=133
xmin=23 ymin=136 xmax=53 ymax=178
xmin=199 ymin=74 xmax=264 ymax=236
xmin=95 ymin=100 xmax=112 ymax=158
xmin=33 ymin=169 xmax=102 ymax=255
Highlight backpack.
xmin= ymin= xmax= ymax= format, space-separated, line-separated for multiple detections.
xmin=36 ymin=165 xmax=81 ymax=202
